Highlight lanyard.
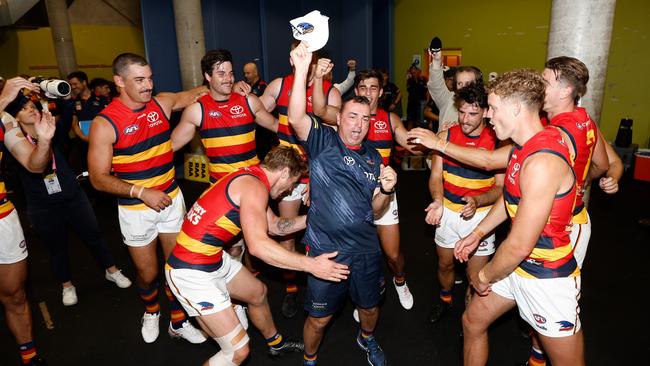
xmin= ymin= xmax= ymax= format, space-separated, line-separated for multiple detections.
xmin=25 ymin=134 xmax=57 ymax=171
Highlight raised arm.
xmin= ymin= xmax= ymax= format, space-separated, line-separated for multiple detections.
xmin=287 ymin=42 xmax=315 ymax=141
xmin=3 ymin=112 xmax=55 ymax=173
xmin=312 ymin=58 xmax=341 ymax=125
xmin=259 ymin=77 xmax=282 ymax=112
xmin=248 ymin=94 xmax=278 ymax=132
xmin=171 ymin=102 xmax=201 ymax=152
xmin=426 ymin=50 xmax=454 ymax=116
xmin=238 ymin=177 xmax=348 ymax=281
xmin=155 ymin=85 xmax=208 ymax=115
xmin=407 ymin=127 xmax=511 ymax=171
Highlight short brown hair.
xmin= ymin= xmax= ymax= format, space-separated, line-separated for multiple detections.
xmin=113 ymin=53 xmax=148 ymax=77
xmin=545 ymin=56 xmax=589 ymax=104
xmin=487 ymin=69 xmax=546 ymax=112
xmin=262 ymin=146 xmax=308 ymax=178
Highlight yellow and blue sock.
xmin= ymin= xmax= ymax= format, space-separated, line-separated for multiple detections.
xmin=266 ymin=332 xmax=285 ymax=349
xmin=440 ymin=289 xmax=452 ymax=304
xmin=137 ymin=283 xmax=160 ymax=315
xmin=528 ymin=346 xmax=548 ymax=366
xmin=165 ymin=284 xmax=187 ymax=330
xmin=303 ymin=351 xmax=318 ymax=365
xmin=284 ymin=271 xmax=298 ymax=294
xmin=19 ymin=341 xmax=37 ymax=365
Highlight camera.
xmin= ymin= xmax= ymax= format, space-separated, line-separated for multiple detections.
xmin=33 ymin=77 xmax=71 ymax=98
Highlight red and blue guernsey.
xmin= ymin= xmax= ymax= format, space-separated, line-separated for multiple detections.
xmin=301 ymin=116 xmax=382 ymax=255
xmin=197 ymin=93 xmax=259 ymax=183
xmin=504 ymin=127 xmax=579 ymax=279
xmin=443 ymin=124 xmax=498 ymax=213
xmin=365 ymin=108 xmax=394 ymax=166
xmin=550 ymin=107 xmax=597 ymax=225
xmin=0 ymin=121 xmax=15 ymax=219
xmin=275 ymin=74 xmax=333 ymax=159
xmin=98 ymin=98 xmax=178 ymax=209
xmin=166 ymin=165 xmax=270 ymax=272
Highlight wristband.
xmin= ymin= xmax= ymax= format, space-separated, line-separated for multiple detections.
xmin=136 ymin=185 xmax=145 ymax=199
xmin=472 ymin=227 xmax=485 ymax=239
xmin=434 ymin=138 xmax=449 ymax=153
xmin=380 ymin=185 xmax=395 ymax=195
xmin=129 ymin=185 xmax=136 ymax=198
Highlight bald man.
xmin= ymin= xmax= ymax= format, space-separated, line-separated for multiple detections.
xmin=243 ymin=62 xmax=267 ymax=97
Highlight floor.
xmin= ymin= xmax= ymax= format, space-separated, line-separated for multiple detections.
xmin=0 ymin=166 xmax=648 ymax=366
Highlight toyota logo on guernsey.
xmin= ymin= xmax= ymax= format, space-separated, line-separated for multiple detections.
xmin=343 ymin=156 xmax=356 ymax=166
xmin=374 ymin=120 xmax=388 ymax=131
xmin=147 ymin=111 xmax=163 ymax=128
xmin=229 ymin=105 xmax=246 ymax=118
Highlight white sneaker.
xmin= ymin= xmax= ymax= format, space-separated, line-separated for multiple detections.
xmin=62 ymin=286 xmax=78 ymax=306
xmin=393 ymin=277 xmax=414 ymax=310
xmin=168 ymin=320 xmax=207 ymax=344
xmin=352 ymin=308 xmax=360 ymax=323
xmin=233 ymin=304 xmax=249 ymax=330
xmin=141 ymin=312 xmax=160 ymax=343
xmin=105 ymin=269 xmax=132 ymax=288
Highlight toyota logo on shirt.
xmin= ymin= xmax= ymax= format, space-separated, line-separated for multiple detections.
xmin=147 ymin=111 xmax=159 ymax=123
xmin=343 ymin=156 xmax=356 ymax=166
xmin=373 ymin=120 xmax=389 ymax=133
xmin=230 ymin=105 xmax=244 ymax=114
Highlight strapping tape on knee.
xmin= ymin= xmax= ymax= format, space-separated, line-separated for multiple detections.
xmin=209 ymin=323 xmax=249 ymax=366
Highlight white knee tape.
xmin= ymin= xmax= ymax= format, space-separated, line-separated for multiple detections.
xmin=209 ymin=323 xmax=249 ymax=365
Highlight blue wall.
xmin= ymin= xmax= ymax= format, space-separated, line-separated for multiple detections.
xmin=141 ymin=0 xmax=392 ymax=92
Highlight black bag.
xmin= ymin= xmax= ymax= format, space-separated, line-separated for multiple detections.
xmin=615 ymin=118 xmax=633 ymax=148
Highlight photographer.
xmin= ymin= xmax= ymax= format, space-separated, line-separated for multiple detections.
xmin=0 ymin=77 xmax=48 ymax=366
xmin=3 ymin=76 xmax=131 ymax=309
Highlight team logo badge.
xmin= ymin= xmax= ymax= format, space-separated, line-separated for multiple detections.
xmin=19 ymin=240 xmax=26 ymax=249
xmin=557 ymin=320 xmax=575 ymax=332
xmin=533 ymin=314 xmax=547 ymax=324
xmin=198 ymin=301 xmax=214 ymax=311
xmin=209 ymin=110 xmax=222 ymax=118
xmin=230 ymin=105 xmax=244 ymax=115
xmin=343 ymin=156 xmax=356 ymax=166
xmin=123 ymin=124 xmax=139 ymax=135
xmin=295 ymin=22 xmax=315 ymax=34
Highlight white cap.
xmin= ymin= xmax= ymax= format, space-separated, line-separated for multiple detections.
xmin=290 ymin=10 xmax=329 ymax=52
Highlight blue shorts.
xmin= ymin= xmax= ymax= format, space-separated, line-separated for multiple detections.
xmin=305 ymin=250 xmax=384 ymax=317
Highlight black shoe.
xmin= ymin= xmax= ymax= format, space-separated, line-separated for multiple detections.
xmin=282 ymin=292 xmax=298 ymax=318
xmin=428 ymin=300 xmax=451 ymax=323
xmin=268 ymin=337 xmax=304 ymax=358
xmin=27 ymin=356 xmax=48 ymax=366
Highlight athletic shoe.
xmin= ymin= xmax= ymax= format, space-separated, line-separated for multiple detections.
xmin=234 ymin=304 xmax=249 ymax=330
xmin=356 ymin=331 xmax=387 ymax=366
xmin=281 ymin=292 xmax=298 ymax=318
xmin=105 ymin=269 xmax=132 ymax=288
xmin=393 ymin=278 xmax=413 ymax=310
xmin=141 ymin=312 xmax=160 ymax=343
xmin=268 ymin=337 xmax=304 ymax=358
xmin=27 ymin=356 xmax=48 ymax=365
xmin=168 ymin=320 xmax=207 ymax=344
xmin=353 ymin=308 xmax=360 ymax=323
xmin=62 ymin=286 xmax=78 ymax=306
xmin=428 ymin=300 xmax=451 ymax=324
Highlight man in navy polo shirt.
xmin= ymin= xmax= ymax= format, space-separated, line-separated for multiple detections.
xmin=288 ymin=41 xmax=396 ymax=366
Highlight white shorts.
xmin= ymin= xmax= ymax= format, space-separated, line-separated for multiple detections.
xmin=492 ymin=272 xmax=581 ymax=338
xmin=282 ymin=182 xmax=307 ymax=202
xmin=165 ymin=252 xmax=243 ymax=317
xmin=373 ymin=193 xmax=399 ymax=225
xmin=0 ymin=210 xmax=28 ymax=264
xmin=118 ymin=190 xmax=186 ymax=247
xmin=435 ymin=206 xmax=495 ymax=256
xmin=570 ymin=214 xmax=591 ymax=268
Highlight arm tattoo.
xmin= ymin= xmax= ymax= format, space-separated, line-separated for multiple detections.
xmin=277 ymin=218 xmax=296 ymax=233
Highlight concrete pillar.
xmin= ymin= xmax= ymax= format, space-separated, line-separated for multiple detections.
xmin=172 ymin=0 xmax=206 ymax=90
xmin=45 ymin=0 xmax=77 ymax=77
xmin=547 ymin=0 xmax=616 ymax=125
